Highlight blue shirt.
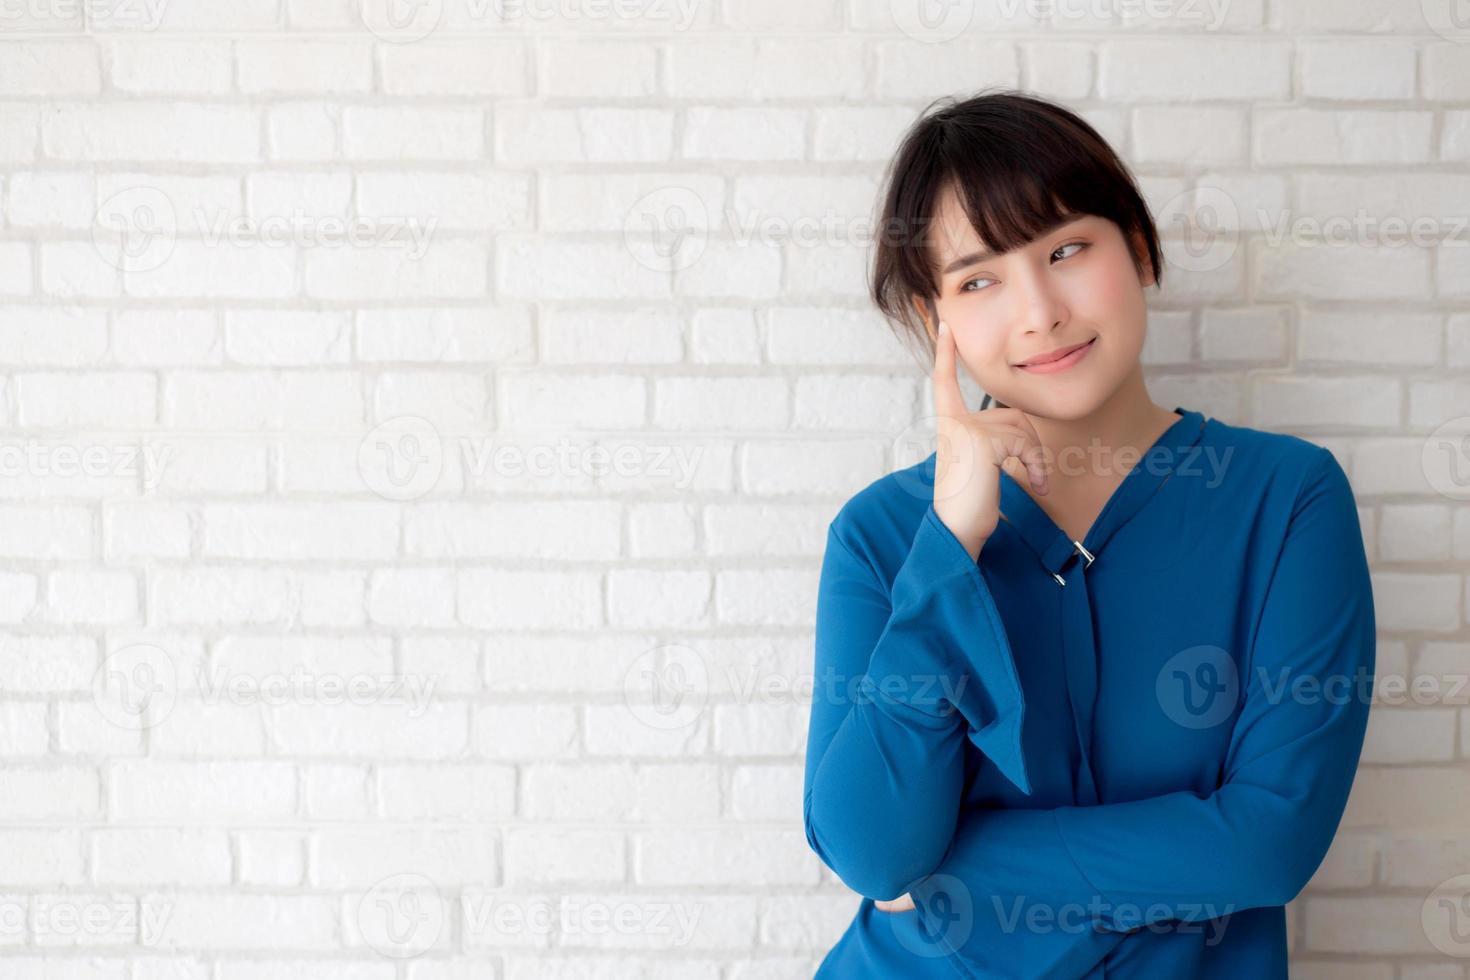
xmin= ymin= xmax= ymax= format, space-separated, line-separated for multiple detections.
xmin=803 ymin=406 xmax=1374 ymax=978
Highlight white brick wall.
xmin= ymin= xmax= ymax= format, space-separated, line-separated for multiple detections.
xmin=0 ymin=3 xmax=1466 ymax=977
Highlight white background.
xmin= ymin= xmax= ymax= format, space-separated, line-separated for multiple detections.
xmin=1 ymin=0 xmax=1469 ymax=977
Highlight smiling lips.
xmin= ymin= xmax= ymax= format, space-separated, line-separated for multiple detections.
xmin=1016 ymin=337 xmax=1096 ymax=374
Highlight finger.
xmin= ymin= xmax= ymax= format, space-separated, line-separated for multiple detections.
xmin=968 ymin=417 xmax=1045 ymax=494
xmin=930 ymin=320 xmax=968 ymax=421
xmin=994 ymin=410 xmax=1050 ymax=495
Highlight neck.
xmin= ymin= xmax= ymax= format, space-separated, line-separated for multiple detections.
xmin=1022 ymin=366 xmax=1177 ymax=484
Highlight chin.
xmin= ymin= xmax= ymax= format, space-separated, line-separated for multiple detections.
xmin=1003 ymin=384 xmax=1113 ymax=422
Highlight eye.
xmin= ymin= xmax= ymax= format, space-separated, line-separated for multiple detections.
xmin=958 ymin=241 xmax=1089 ymax=294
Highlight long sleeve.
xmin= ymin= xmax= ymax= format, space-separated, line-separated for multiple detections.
xmin=803 ymin=501 xmax=1033 ymax=901
xmin=911 ymin=446 xmax=1375 ymax=949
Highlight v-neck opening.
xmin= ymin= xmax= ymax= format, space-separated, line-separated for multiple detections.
xmin=996 ymin=406 xmax=1206 ymax=574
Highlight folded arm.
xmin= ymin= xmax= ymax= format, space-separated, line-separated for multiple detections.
xmin=803 ymin=502 xmax=1033 ymax=901
xmin=911 ymin=447 xmax=1375 ymax=952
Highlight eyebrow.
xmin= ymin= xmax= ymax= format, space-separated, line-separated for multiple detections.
xmin=939 ymin=215 xmax=1083 ymax=275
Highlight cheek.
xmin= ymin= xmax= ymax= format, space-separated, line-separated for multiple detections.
xmin=948 ymin=321 xmax=1006 ymax=376
xmin=1066 ymin=256 xmax=1148 ymax=344
xmin=1069 ymin=257 xmax=1133 ymax=312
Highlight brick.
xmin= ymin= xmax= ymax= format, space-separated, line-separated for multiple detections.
xmin=541 ymin=41 xmax=654 ymax=98
xmin=44 ymin=105 xmax=261 ymax=163
xmin=92 ymin=829 xmax=231 ymax=886
xmin=381 ymin=41 xmax=530 ymax=96
xmin=377 ymin=765 xmax=516 ymax=820
xmin=105 ymin=39 xmax=232 ymax=94
xmin=0 ymin=42 xmax=100 ymax=95
xmin=665 ymin=40 xmax=863 ymax=100
xmin=1301 ymin=41 xmax=1416 ymax=99
xmin=1101 ymin=41 xmax=1290 ymax=100
xmin=110 ymin=761 xmax=295 ymax=821
xmin=1255 ymin=110 xmax=1433 ymax=165
xmin=236 ymin=40 xmax=372 ymax=93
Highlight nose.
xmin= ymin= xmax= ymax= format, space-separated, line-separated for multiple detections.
xmin=1014 ymin=261 xmax=1068 ymax=336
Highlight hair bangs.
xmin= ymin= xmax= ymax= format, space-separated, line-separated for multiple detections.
xmin=869 ymin=88 xmax=1163 ymax=367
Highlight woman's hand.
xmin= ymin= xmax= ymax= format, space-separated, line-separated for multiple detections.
xmin=874 ymin=893 xmax=915 ymax=912
xmin=931 ymin=319 xmax=1050 ymax=560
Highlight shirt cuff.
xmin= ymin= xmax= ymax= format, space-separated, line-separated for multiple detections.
xmin=861 ymin=502 xmax=1031 ymax=797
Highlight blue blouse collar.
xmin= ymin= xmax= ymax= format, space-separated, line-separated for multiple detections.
xmin=997 ymin=406 xmax=1207 ymax=578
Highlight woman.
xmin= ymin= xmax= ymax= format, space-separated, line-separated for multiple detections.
xmin=803 ymin=90 xmax=1374 ymax=978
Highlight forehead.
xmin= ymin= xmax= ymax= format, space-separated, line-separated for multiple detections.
xmin=926 ymin=184 xmax=984 ymax=260
xmin=925 ymin=182 xmax=1090 ymax=268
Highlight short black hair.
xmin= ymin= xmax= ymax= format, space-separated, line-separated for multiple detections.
xmin=868 ymin=88 xmax=1164 ymax=371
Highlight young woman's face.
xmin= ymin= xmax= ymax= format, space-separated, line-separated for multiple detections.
xmin=919 ymin=184 xmax=1155 ymax=420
